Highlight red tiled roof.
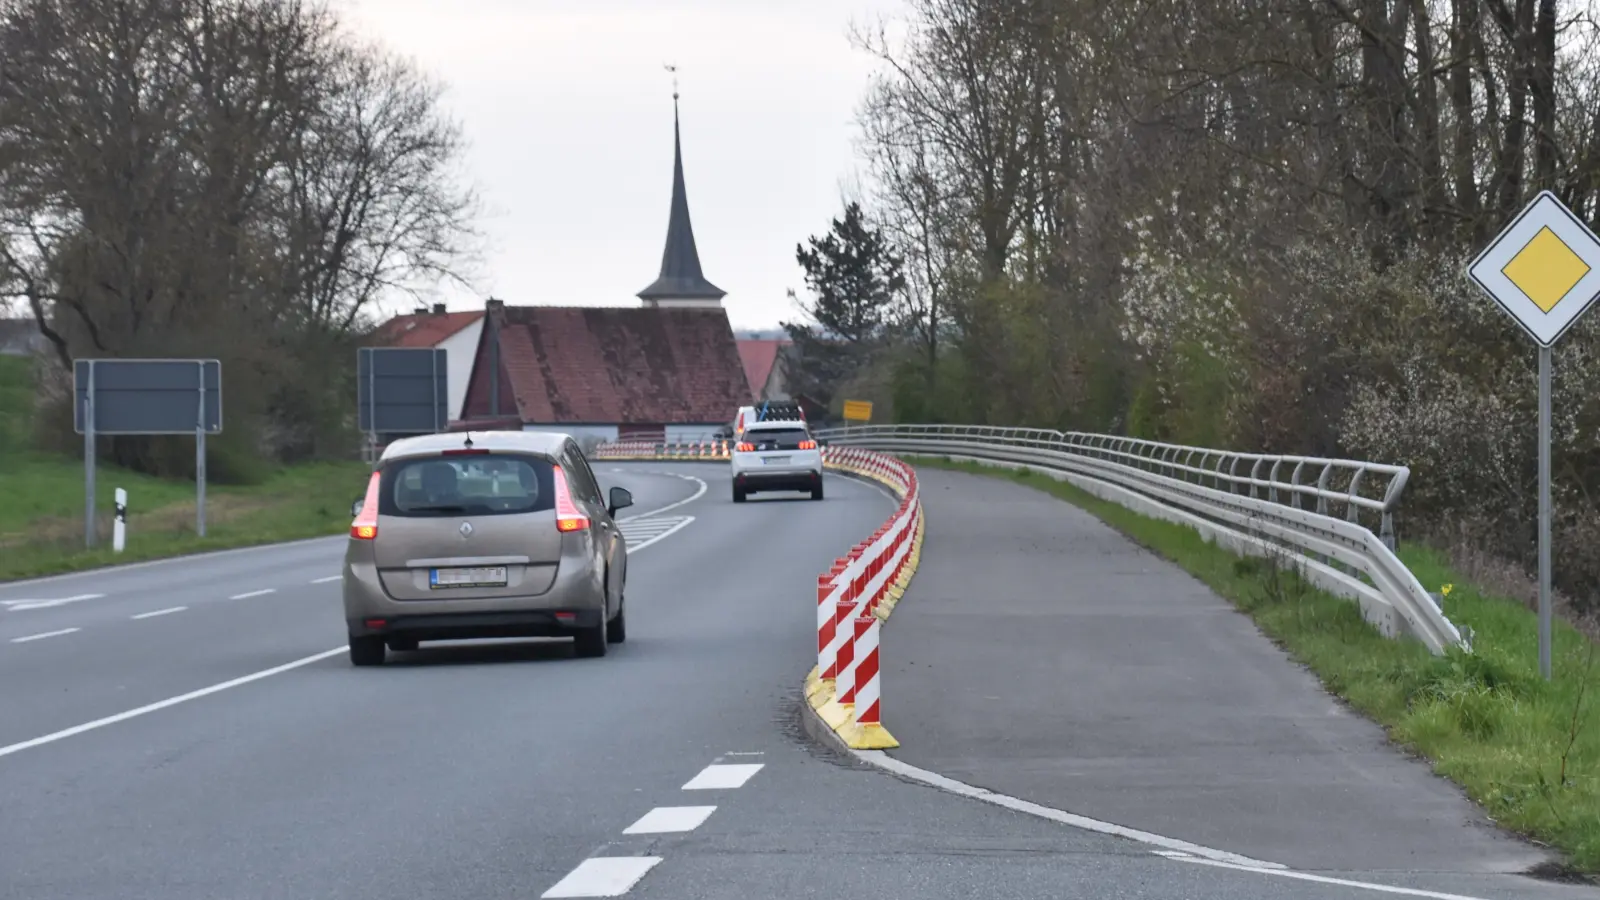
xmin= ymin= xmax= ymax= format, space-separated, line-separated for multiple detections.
xmin=736 ymin=338 xmax=788 ymax=396
xmin=372 ymin=310 xmax=483 ymax=348
xmin=461 ymin=306 xmax=753 ymax=425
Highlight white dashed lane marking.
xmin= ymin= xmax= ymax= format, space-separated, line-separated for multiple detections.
xmin=681 ymin=763 xmax=764 ymax=790
xmin=310 ymin=576 xmax=340 ymax=584
xmin=9 ymin=628 xmax=81 ymax=644
xmin=228 ymin=589 xmax=275 ymax=600
xmin=622 ymin=806 xmax=717 ymax=835
xmin=541 ymin=857 xmax=662 ymax=898
xmin=1 ymin=594 xmax=104 ymax=612
xmin=131 ymin=607 xmax=186 ymax=620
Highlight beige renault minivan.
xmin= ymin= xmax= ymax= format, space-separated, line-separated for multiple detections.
xmin=342 ymin=430 xmax=632 ymax=666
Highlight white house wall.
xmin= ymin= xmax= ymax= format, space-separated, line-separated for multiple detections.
xmin=438 ymin=318 xmax=484 ymax=421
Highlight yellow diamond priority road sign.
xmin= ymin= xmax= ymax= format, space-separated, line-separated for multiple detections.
xmin=1469 ymin=191 xmax=1600 ymax=346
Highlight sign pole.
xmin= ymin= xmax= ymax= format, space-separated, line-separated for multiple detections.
xmin=1467 ymin=189 xmax=1600 ymax=679
xmin=1538 ymin=346 xmax=1553 ymax=680
xmin=84 ymin=362 xmax=97 ymax=550
xmin=196 ymin=361 xmax=208 ymax=537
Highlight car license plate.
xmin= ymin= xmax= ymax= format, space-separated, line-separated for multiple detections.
xmin=430 ymin=566 xmax=508 ymax=588
xmin=763 ymin=456 xmax=790 ymax=465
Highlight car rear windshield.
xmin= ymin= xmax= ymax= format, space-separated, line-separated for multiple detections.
xmin=378 ymin=453 xmax=556 ymax=517
xmin=744 ymin=428 xmax=811 ymax=449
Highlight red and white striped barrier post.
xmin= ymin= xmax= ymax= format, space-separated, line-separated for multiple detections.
xmin=852 ymin=615 xmax=884 ymax=727
xmin=834 ymin=596 xmax=857 ymax=706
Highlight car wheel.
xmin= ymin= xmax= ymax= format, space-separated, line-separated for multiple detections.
xmin=388 ymin=637 xmax=418 ymax=652
xmin=574 ymin=619 xmax=608 ymax=658
xmin=607 ymin=603 xmax=627 ymax=644
xmin=811 ymin=479 xmax=825 ymax=501
xmin=733 ymin=485 xmax=747 ymax=503
xmin=349 ymin=635 xmax=385 ymax=667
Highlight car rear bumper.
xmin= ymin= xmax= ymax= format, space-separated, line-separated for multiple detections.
xmin=734 ymin=468 xmax=823 ymax=493
xmin=347 ymin=608 xmax=604 ymax=640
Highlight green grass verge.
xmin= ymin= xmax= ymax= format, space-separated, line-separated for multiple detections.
xmin=912 ymin=455 xmax=1600 ymax=874
xmin=0 ymin=459 xmax=370 ymax=581
xmin=0 ymin=354 xmax=368 ymax=581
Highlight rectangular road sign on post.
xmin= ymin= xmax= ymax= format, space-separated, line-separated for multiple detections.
xmin=356 ymin=347 xmax=448 ymax=439
xmin=842 ymin=399 xmax=873 ymax=423
xmin=73 ymin=359 xmax=223 ymax=547
xmin=1467 ymin=190 xmax=1600 ymax=680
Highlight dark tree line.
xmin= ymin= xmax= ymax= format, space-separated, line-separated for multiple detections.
xmin=0 ymin=0 xmax=479 ymax=476
xmin=782 ymin=0 xmax=1600 ymax=622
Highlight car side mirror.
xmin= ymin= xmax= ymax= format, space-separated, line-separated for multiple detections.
xmin=608 ymin=486 xmax=633 ymax=516
xmin=351 ymin=498 xmax=365 ymax=518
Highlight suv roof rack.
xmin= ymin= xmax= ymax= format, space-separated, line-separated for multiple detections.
xmin=749 ymin=401 xmax=805 ymax=423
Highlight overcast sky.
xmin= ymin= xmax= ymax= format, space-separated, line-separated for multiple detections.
xmin=341 ymin=0 xmax=906 ymax=331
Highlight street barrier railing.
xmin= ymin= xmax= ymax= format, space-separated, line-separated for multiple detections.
xmin=809 ymin=445 xmax=922 ymax=749
xmin=589 ymin=438 xmax=926 ymax=748
xmin=593 ymin=440 xmax=730 ymax=461
xmin=814 ymin=424 xmax=1467 ymax=656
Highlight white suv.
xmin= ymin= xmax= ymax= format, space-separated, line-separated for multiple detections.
xmin=730 ymin=420 xmax=824 ymax=502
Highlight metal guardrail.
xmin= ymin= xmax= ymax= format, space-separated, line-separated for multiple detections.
xmin=814 ymin=423 xmax=1467 ymax=656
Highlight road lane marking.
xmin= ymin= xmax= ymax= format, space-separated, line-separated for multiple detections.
xmin=1169 ymin=856 xmax=1498 ymax=900
xmin=617 ymin=473 xmax=707 ymax=521
xmin=622 ymin=806 xmax=717 ymax=835
xmin=681 ymin=763 xmax=763 ymax=790
xmin=2 ymin=593 xmax=104 ymax=611
xmin=229 ymin=589 xmax=276 ymax=600
xmin=0 ymin=646 xmax=345 ymax=761
xmin=619 ymin=516 xmax=694 ymax=553
xmin=131 ymin=606 xmax=187 ymax=620
xmin=310 ymin=576 xmax=340 ymax=584
xmin=541 ymin=857 xmax=661 ymax=898
xmin=855 ymin=750 xmax=1284 ymax=869
xmin=0 ymin=535 xmax=343 ymax=589
xmin=10 ymin=628 xmax=80 ymax=644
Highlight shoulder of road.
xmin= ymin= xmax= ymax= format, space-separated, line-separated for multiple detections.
xmin=868 ymin=463 xmax=1592 ymax=893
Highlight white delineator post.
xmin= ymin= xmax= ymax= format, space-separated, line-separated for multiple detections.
xmin=112 ymin=488 xmax=128 ymax=553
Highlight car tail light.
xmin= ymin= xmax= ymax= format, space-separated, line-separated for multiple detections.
xmin=350 ymin=470 xmax=381 ymax=539
xmin=798 ymin=440 xmax=817 ymax=450
xmin=553 ymin=465 xmax=590 ymax=533
xmin=736 ymin=442 xmax=755 ymax=452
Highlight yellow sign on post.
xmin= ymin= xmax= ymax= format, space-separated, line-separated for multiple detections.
xmin=842 ymin=399 xmax=873 ymax=422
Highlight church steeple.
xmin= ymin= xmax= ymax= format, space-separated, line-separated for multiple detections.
xmin=638 ymin=73 xmax=726 ymax=308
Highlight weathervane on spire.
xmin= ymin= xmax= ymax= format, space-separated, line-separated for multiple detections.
xmin=664 ymin=62 xmax=679 ymax=101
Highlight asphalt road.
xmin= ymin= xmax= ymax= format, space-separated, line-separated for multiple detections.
xmin=1 ymin=462 xmax=1590 ymax=900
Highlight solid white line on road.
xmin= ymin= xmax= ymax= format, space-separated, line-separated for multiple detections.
xmin=310 ymin=576 xmax=340 ymax=584
xmin=229 ymin=589 xmax=276 ymax=600
xmin=131 ymin=606 xmax=187 ymax=620
xmin=1 ymin=593 xmax=104 ymax=611
xmin=681 ymin=763 xmax=763 ymax=790
xmin=1169 ymin=856 xmax=1498 ymax=900
xmin=9 ymin=628 xmax=81 ymax=644
xmin=855 ymin=751 xmax=1284 ymax=870
xmin=618 ymin=473 xmax=707 ymax=521
xmin=541 ymin=857 xmax=662 ymax=898
xmin=0 ymin=646 xmax=346 ymax=761
xmin=622 ymin=806 xmax=717 ymax=835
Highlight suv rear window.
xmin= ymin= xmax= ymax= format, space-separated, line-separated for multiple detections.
xmin=378 ymin=453 xmax=556 ymax=517
xmin=743 ymin=427 xmax=811 ymax=450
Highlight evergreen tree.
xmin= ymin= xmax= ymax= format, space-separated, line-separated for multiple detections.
xmin=781 ymin=202 xmax=904 ymax=409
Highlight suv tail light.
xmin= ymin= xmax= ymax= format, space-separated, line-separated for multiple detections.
xmin=552 ymin=465 xmax=589 ymax=532
xmin=351 ymin=470 xmax=381 ymax=539
xmin=736 ymin=442 xmax=755 ymax=452
xmin=798 ymin=440 xmax=817 ymax=450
